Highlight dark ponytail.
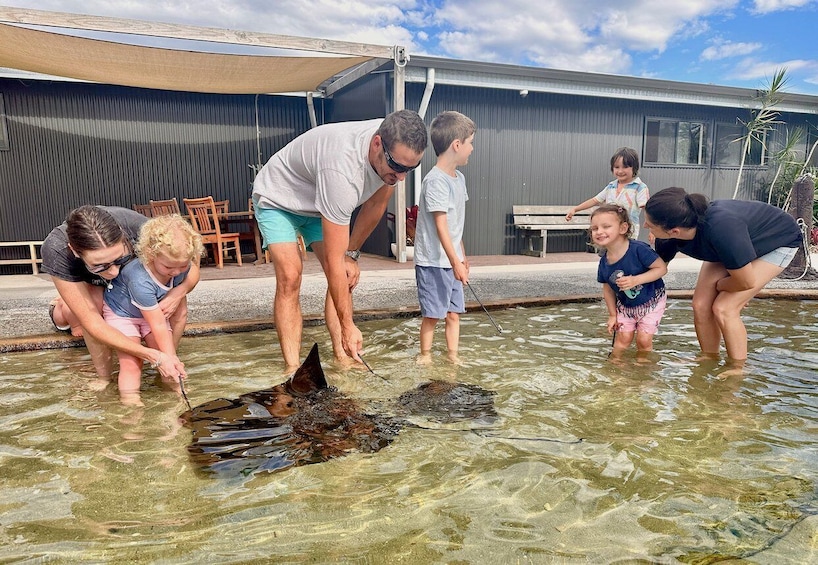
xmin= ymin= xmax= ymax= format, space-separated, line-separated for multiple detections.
xmin=645 ymin=187 xmax=709 ymax=230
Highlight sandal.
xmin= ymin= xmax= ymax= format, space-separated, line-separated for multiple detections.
xmin=49 ymin=298 xmax=71 ymax=332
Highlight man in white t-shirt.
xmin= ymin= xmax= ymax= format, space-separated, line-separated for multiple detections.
xmin=252 ymin=109 xmax=428 ymax=371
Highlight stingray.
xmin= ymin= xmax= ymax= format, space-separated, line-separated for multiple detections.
xmin=180 ymin=344 xmax=497 ymax=477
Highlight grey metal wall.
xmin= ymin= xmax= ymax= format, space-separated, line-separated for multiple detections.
xmin=0 ymin=80 xmax=316 ymax=242
xmin=1 ymin=77 xmax=811 ymax=260
xmin=405 ymin=83 xmax=811 ymax=255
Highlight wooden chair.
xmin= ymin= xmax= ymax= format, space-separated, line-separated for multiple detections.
xmin=183 ymin=196 xmax=242 ymax=268
xmin=133 ymin=203 xmax=153 ymax=217
xmin=149 ymin=198 xmax=181 ymax=216
xmin=214 ymin=199 xmax=229 ymax=216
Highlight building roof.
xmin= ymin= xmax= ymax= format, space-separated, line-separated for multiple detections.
xmin=406 ymin=55 xmax=818 ymax=114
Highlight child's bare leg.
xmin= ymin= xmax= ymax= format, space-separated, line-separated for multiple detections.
xmin=445 ymin=311 xmax=461 ymax=363
xmin=635 ymin=331 xmax=654 ymax=352
xmin=117 ymin=337 xmax=144 ymax=406
xmin=610 ymin=329 xmax=634 ymax=359
xmin=418 ymin=317 xmax=438 ymax=364
xmin=144 ymin=332 xmax=181 ymax=393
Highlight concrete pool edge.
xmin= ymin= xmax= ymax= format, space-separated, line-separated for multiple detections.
xmin=3 ymin=288 xmax=817 ymax=353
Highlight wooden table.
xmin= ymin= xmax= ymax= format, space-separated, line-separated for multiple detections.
xmin=219 ymin=211 xmax=265 ymax=264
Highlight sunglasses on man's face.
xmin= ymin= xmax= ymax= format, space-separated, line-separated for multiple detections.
xmin=85 ymin=251 xmax=134 ymax=274
xmin=382 ymin=142 xmax=418 ymax=174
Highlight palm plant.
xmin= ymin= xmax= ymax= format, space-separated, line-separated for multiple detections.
xmin=767 ymin=127 xmax=804 ymax=205
xmin=781 ymin=138 xmax=818 ymax=212
xmin=732 ymin=68 xmax=788 ymax=200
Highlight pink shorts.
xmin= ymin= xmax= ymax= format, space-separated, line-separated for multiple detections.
xmin=102 ymin=303 xmax=171 ymax=339
xmin=616 ymin=293 xmax=667 ymax=335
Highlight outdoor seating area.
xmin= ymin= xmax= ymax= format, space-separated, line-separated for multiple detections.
xmin=512 ymin=205 xmax=594 ymax=257
xmin=132 ymin=196 xmax=266 ymax=268
xmin=0 ymin=240 xmax=44 ymax=275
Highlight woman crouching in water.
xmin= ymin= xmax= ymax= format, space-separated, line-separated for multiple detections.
xmin=644 ymin=187 xmax=801 ymax=367
xmin=42 ymin=205 xmax=199 ymax=385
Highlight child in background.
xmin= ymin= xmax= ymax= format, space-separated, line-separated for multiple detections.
xmin=591 ymin=204 xmax=667 ymax=357
xmin=566 ymin=147 xmax=649 ymax=239
xmin=102 ymin=214 xmax=203 ymax=405
xmin=414 ymin=111 xmax=476 ymax=364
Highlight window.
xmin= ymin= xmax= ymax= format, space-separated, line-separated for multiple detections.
xmin=644 ymin=119 xmax=709 ymax=165
xmin=713 ymin=122 xmax=765 ymax=166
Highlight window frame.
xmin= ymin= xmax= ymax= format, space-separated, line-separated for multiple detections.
xmin=643 ymin=116 xmax=774 ymax=169
xmin=712 ymin=121 xmax=767 ymax=168
xmin=643 ymin=117 xmax=709 ymax=167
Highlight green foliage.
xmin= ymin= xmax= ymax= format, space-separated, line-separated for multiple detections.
xmin=733 ymin=67 xmax=788 ymax=199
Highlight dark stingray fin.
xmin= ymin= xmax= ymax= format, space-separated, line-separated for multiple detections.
xmin=287 ymin=343 xmax=328 ymax=396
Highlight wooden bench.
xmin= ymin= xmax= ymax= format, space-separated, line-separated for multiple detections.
xmin=512 ymin=206 xmax=594 ymax=257
xmin=0 ymin=241 xmax=44 ymax=274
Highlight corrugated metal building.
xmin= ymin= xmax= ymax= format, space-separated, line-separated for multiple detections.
xmin=1 ymin=54 xmax=817 ymax=261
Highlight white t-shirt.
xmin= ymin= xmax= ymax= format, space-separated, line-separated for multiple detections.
xmin=252 ymin=119 xmax=387 ymax=225
xmin=414 ymin=166 xmax=469 ymax=268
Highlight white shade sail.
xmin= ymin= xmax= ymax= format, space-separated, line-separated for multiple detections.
xmin=0 ymin=22 xmax=375 ymax=94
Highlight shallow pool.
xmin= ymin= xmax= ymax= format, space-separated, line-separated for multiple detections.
xmin=0 ymin=299 xmax=816 ymax=563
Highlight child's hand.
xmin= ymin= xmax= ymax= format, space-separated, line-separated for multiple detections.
xmin=453 ymin=261 xmax=469 ymax=284
xmin=565 ymin=209 xmax=575 ymax=221
xmin=615 ymin=274 xmax=636 ymax=291
xmin=607 ymin=316 xmax=620 ymax=334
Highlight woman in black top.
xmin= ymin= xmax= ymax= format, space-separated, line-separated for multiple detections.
xmin=42 ymin=206 xmax=198 ymax=381
xmin=644 ymin=187 xmax=801 ymax=363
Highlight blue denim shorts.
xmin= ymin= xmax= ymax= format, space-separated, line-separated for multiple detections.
xmin=254 ymin=205 xmax=322 ymax=248
xmin=415 ymin=266 xmax=466 ymax=319
xmin=759 ymin=246 xmax=798 ymax=268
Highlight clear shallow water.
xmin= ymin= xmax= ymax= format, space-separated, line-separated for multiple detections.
xmin=0 ymin=299 xmax=816 ymax=563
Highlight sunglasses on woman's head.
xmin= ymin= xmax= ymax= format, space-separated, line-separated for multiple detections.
xmin=382 ymin=142 xmax=418 ymax=174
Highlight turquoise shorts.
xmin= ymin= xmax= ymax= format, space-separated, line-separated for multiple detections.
xmin=254 ymin=205 xmax=323 ymax=248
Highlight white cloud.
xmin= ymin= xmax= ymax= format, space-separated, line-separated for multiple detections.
xmin=729 ymin=58 xmax=814 ymax=81
xmin=752 ymin=0 xmax=817 ymax=14
xmin=431 ymin=0 xmax=739 ymax=71
xmin=701 ymin=40 xmax=762 ymax=61
xmin=4 ymin=0 xmax=818 ymax=93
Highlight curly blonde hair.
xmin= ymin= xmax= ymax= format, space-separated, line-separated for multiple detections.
xmin=135 ymin=214 xmax=204 ymax=263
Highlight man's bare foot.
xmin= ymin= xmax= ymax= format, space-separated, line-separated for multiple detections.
xmin=332 ymin=355 xmax=357 ymax=370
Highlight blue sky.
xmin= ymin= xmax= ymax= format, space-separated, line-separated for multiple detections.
xmin=5 ymin=0 xmax=818 ymax=94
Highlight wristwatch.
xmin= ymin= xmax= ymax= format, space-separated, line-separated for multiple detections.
xmin=344 ymin=249 xmax=360 ymax=261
